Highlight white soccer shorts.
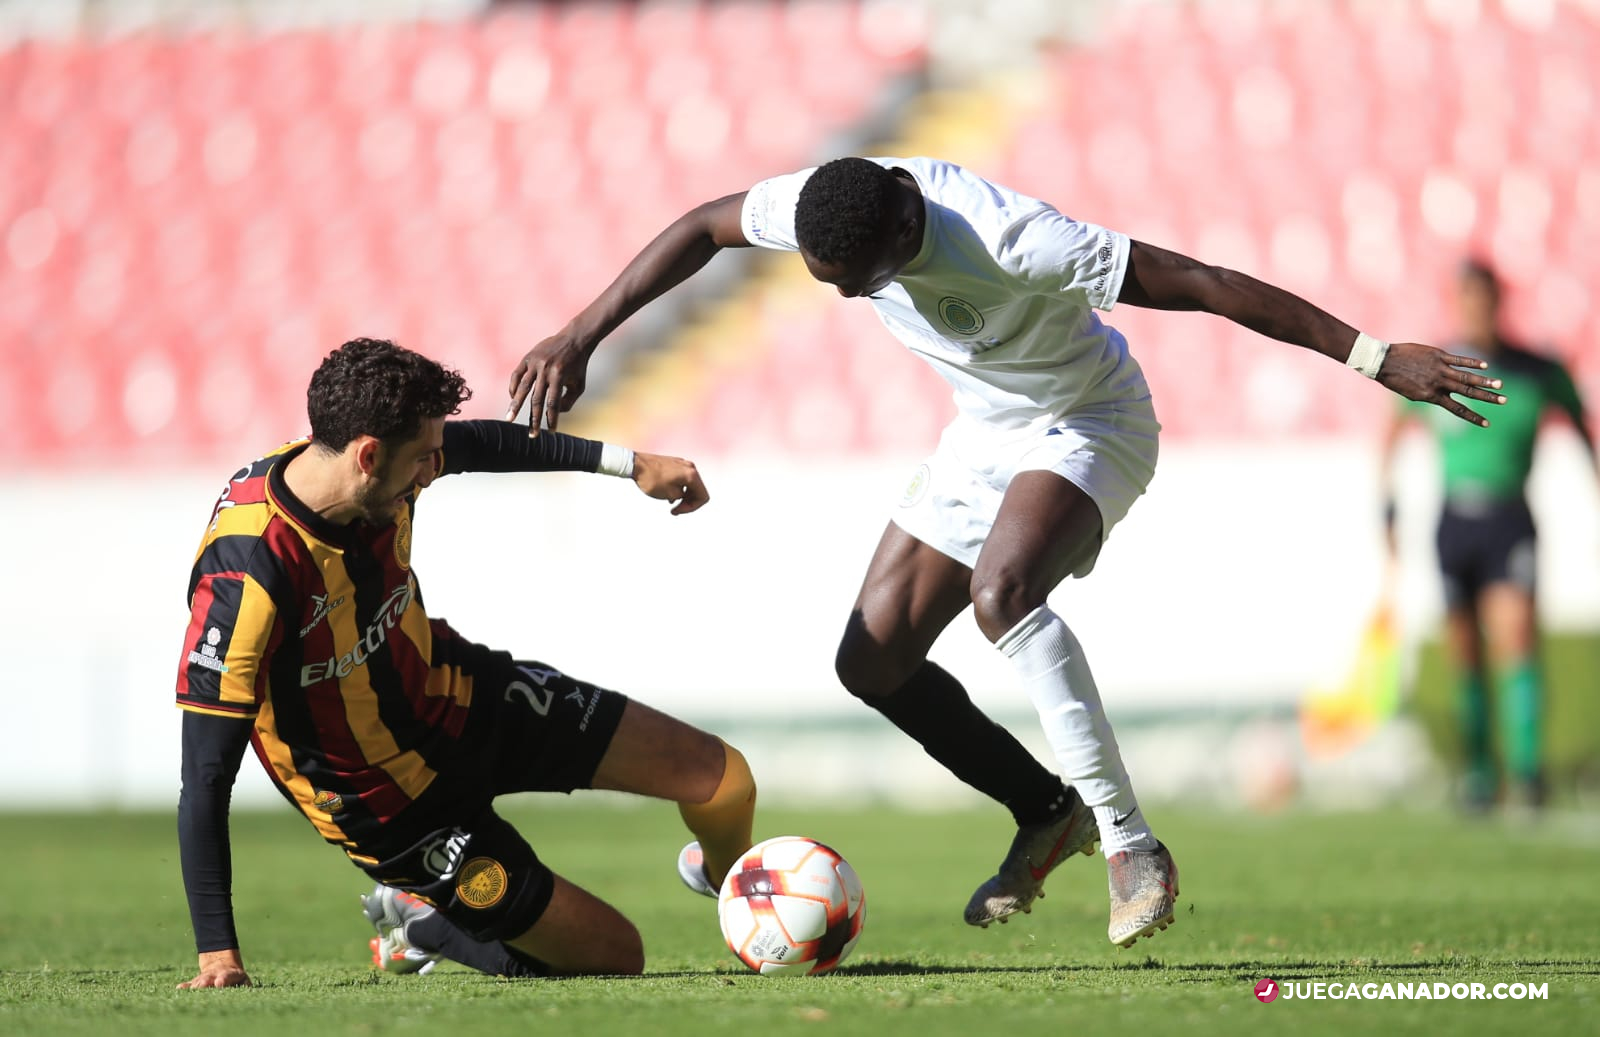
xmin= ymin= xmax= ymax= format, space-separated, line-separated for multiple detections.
xmin=891 ymin=397 xmax=1159 ymax=578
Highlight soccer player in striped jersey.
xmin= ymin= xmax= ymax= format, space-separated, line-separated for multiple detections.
xmin=507 ymin=157 xmax=1505 ymax=947
xmin=1380 ymin=259 xmax=1597 ymax=812
xmin=177 ymin=338 xmax=758 ymax=987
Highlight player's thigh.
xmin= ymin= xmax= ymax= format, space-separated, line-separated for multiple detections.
xmin=837 ymin=521 xmax=972 ymax=690
xmin=1465 ymin=506 xmax=1537 ymax=662
xmin=1478 ymin=582 xmax=1537 ymax=661
xmin=488 ymin=659 xmax=629 ymax=795
xmin=506 ymin=873 xmax=643 ymax=976
xmin=974 ymin=469 xmax=1103 ymax=606
xmin=589 ymin=698 xmax=725 ymax=804
xmin=1442 ymin=603 xmax=1485 ymax=670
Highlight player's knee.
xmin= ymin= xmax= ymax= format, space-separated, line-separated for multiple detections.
xmin=558 ymin=917 xmax=644 ymax=977
xmin=834 ymin=632 xmax=913 ymax=702
xmin=969 ymin=568 xmax=1039 ymax=638
xmin=605 ymin=921 xmax=645 ymax=976
xmin=686 ymin=740 xmax=755 ymax=809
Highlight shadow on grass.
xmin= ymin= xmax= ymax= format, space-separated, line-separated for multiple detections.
xmin=13 ymin=958 xmax=1597 ymax=987
xmin=1161 ymin=959 xmax=1600 ymax=982
xmin=824 ymin=958 xmax=1600 ymax=980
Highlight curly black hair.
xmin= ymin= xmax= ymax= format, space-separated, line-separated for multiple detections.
xmin=307 ymin=338 xmax=471 ymax=451
xmin=795 ymin=157 xmax=901 ymax=265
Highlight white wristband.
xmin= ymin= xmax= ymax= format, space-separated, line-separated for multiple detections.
xmin=597 ymin=442 xmax=635 ymax=479
xmin=1346 ymin=331 xmax=1390 ymax=379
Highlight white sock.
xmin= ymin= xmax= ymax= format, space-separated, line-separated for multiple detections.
xmin=996 ymin=605 xmax=1158 ymax=856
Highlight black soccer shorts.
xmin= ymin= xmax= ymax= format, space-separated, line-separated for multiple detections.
xmin=354 ymin=658 xmax=629 ymax=943
xmin=1435 ymin=498 xmax=1538 ymax=607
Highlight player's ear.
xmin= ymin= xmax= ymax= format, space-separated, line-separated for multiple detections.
xmin=893 ymin=213 xmax=921 ymax=256
xmin=352 ymin=435 xmax=383 ymax=476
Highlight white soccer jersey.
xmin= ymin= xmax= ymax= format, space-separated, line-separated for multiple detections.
xmin=740 ymin=157 xmax=1151 ymax=435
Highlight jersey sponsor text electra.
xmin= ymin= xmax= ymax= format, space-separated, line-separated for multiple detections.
xmin=300 ymin=582 xmax=414 ymax=685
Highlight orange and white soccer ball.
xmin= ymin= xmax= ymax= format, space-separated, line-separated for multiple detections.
xmin=717 ymin=835 xmax=866 ymax=976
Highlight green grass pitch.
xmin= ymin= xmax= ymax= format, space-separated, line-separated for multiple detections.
xmin=3 ymin=804 xmax=1596 ymax=1036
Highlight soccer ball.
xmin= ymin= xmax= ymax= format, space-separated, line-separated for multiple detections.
xmin=716 ymin=835 xmax=866 ymax=976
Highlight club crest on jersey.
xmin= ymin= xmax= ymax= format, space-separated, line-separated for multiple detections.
xmin=937 ymin=296 xmax=985 ymax=336
xmin=393 ymin=512 xmax=412 ymax=570
xmin=312 ymin=789 xmax=344 ymax=814
xmin=900 ymin=464 xmax=930 ymax=507
xmin=457 ymin=857 xmax=509 ymax=909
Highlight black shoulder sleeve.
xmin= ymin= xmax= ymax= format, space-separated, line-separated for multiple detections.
xmin=178 ymin=710 xmax=254 ymax=953
xmin=440 ymin=420 xmax=604 ymax=477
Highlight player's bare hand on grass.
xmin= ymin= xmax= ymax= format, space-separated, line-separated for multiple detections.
xmin=178 ymin=948 xmax=251 ymax=989
xmin=1378 ymin=342 xmax=1506 ymax=427
xmin=506 ymin=332 xmax=593 ymax=436
xmin=632 ymin=452 xmax=708 ymax=514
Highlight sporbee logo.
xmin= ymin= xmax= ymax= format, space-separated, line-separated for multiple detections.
xmin=298 ymin=592 xmax=346 ymax=638
xmin=299 ymin=582 xmax=414 ymax=685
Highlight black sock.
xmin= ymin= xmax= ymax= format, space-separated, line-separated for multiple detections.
xmin=867 ymin=661 xmax=1068 ymax=826
xmin=409 ymin=912 xmax=550 ymax=978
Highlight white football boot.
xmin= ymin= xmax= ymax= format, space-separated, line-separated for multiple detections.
xmin=361 ymin=883 xmax=443 ymax=974
xmin=676 ymin=841 xmax=718 ymax=899
xmin=1106 ymin=841 xmax=1180 ymax=947
xmin=965 ymin=788 xmax=1099 ymax=927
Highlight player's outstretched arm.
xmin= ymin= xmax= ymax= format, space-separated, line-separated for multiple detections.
xmin=631 ymin=451 xmax=710 ymax=515
xmin=1118 ymin=240 xmax=1506 ymax=427
xmin=177 ymin=710 xmax=254 ymax=989
xmin=507 ymin=193 xmax=752 ymax=435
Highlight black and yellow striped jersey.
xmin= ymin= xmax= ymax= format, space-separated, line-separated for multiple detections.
xmin=175 ymin=420 xmax=602 ymax=847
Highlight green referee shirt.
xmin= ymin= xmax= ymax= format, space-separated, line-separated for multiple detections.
xmin=1407 ymin=340 xmax=1587 ymax=504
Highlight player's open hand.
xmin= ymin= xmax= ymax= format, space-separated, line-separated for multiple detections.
xmin=178 ymin=948 xmax=252 ymax=989
xmin=506 ymin=330 xmax=593 ymax=436
xmin=1377 ymin=341 xmax=1506 ymax=427
xmin=631 ymin=452 xmax=709 ymax=515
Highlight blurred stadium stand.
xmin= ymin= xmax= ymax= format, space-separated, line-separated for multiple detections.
xmin=4 ymin=0 xmax=1598 ymax=467
xmin=602 ymin=0 xmax=1600 ymax=453
xmin=0 ymin=0 xmax=928 ymax=466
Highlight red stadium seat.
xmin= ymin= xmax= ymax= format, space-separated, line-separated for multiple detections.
xmin=0 ymin=2 xmax=927 ymax=466
xmin=6 ymin=2 xmax=1596 ymax=464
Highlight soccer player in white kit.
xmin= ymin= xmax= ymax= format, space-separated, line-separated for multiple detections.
xmin=508 ymin=158 xmax=1504 ymax=947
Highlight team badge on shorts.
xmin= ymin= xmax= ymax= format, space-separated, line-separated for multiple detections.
xmin=901 ymin=464 xmax=931 ymax=507
xmin=456 ymin=857 xmax=508 ymax=908
xmin=311 ymin=789 xmax=344 ymax=814
xmin=937 ymin=296 xmax=985 ymax=335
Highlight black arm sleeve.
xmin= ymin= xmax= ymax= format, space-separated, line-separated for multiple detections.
xmin=178 ymin=710 xmax=254 ymax=953
xmin=440 ymin=420 xmax=604 ymax=477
